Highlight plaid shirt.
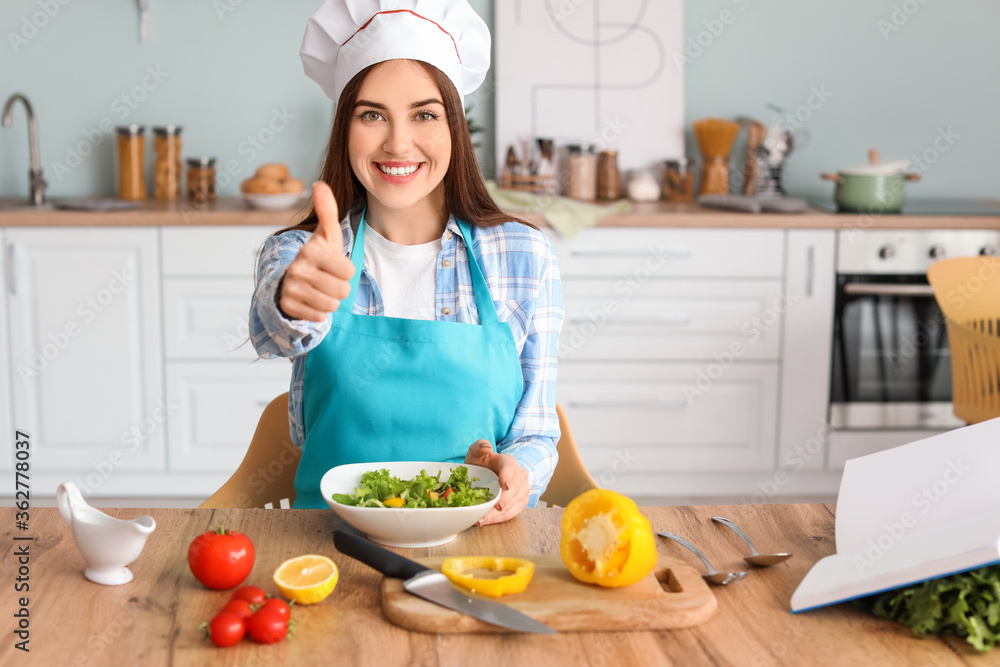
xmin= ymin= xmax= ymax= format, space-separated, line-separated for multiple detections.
xmin=250 ymin=211 xmax=563 ymax=507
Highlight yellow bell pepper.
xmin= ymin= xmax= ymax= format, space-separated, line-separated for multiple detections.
xmin=440 ymin=557 xmax=535 ymax=597
xmin=560 ymin=489 xmax=658 ymax=588
xmin=383 ymin=497 xmax=405 ymax=507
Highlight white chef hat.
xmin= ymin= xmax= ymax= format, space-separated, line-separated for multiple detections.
xmin=300 ymin=0 xmax=491 ymax=110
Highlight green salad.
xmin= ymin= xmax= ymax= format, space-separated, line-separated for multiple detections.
xmin=331 ymin=466 xmax=493 ymax=509
xmin=853 ymin=565 xmax=1000 ymax=652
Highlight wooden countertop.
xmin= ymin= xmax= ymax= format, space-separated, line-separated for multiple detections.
xmin=2 ymin=197 xmax=999 ymax=230
xmin=1 ymin=504 xmax=989 ymax=666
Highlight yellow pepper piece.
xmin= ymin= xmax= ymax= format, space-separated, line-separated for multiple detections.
xmin=384 ymin=497 xmax=405 ymax=507
xmin=560 ymin=489 xmax=658 ymax=588
xmin=441 ymin=557 xmax=535 ymax=597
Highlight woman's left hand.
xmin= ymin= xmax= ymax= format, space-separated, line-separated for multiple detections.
xmin=464 ymin=440 xmax=529 ymax=526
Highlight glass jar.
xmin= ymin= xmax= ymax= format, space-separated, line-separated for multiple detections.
xmin=627 ymin=170 xmax=660 ymax=202
xmin=115 ymin=125 xmax=146 ymax=200
xmin=152 ymin=125 xmax=183 ymax=201
xmin=186 ymin=157 xmax=216 ymax=203
xmin=597 ymin=150 xmax=621 ymax=201
xmin=662 ymin=158 xmax=695 ymax=202
xmin=566 ymin=146 xmax=597 ymax=201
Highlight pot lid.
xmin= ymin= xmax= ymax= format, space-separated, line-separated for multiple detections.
xmin=840 ymin=159 xmax=911 ymax=176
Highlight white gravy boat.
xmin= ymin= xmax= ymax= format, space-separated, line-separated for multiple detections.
xmin=57 ymin=482 xmax=156 ymax=585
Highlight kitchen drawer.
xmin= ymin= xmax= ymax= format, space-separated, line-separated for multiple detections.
xmin=547 ymin=228 xmax=785 ymax=279
xmin=166 ymin=362 xmax=292 ymax=472
xmin=558 ymin=362 xmax=778 ymax=472
xmin=560 ymin=279 xmax=785 ymax=361
xmin=163 ymin=278 xmax=261 ymax=360
xmin=161 ymin=226 xmax=279 ymax=277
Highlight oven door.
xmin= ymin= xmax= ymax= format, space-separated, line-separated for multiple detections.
xmin=830 ymin=274 xmax=962 ymax=429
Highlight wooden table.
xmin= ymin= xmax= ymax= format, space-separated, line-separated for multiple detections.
xmin=1 ymin=504 xmax=993 ymax=666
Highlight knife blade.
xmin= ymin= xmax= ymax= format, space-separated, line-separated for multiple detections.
xmin=333 ymin=530 xmax=557 ymax=634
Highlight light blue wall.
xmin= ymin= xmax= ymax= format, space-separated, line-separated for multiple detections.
xmin=1 ymin=1 xmax=997 ymax=201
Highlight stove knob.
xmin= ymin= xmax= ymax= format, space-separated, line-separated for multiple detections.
xmin=879 ymin=245 xmax=896 ymax=260
xmin=928 ymin=244 xmax=946 ymax=259
xmin=981 ymin=245 xmax=998 ymax=257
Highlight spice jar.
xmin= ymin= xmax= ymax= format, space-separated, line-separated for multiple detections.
xmin=597 ymin=150 xmax=621 ymax=201
xmin=566 ymin=146 xmax=597 ymax=201
xmin=627 ymin=171 xmax=660 ymax=202
xmin=152 ymin=125 xmax=183 ymax=201
xmin=186 ymin=157 xmax=216 ymax=203
xmin=662 ymin=158 xmax=695 ymax=202
xmin=115 ymin=125 xmax=146 ymax=200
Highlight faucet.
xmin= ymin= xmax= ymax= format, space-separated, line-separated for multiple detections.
xmin=2 ymin=93 xmax=47 ymax=206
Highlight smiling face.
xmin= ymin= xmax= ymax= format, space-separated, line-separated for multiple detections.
xmin=348 ymin=59 xmax=452 ymax=226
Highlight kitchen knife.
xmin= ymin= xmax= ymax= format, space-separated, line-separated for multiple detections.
xmin=333 ymin=530 xmax=557 ymax=634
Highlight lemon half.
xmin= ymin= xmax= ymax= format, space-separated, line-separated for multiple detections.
xmin=273 ymin=554 xmax=339 ymax=605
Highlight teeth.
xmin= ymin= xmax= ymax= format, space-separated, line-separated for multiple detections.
xmin=379 ymin=164 xmax=419 ymax=176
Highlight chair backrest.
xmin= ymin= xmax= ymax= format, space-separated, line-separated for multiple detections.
xmin=200 ymin=397 xmax=597 ymax=509
xmin=928 ymin=257 xmax=1000 ymax=424
xmin=539 ymin=404 xmax=599 ymax=507
xmin=199 ymin=392 xmax=300 ymax=509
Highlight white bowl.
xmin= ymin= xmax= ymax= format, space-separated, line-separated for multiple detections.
xmin=320 ymin=461 xmax=501 ymax=548
xmin=240 ymin=192 xmax=307 ymax=210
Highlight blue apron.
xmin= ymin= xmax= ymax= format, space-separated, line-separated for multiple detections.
xmin=292 ymin=212 xmax=524 ymax=508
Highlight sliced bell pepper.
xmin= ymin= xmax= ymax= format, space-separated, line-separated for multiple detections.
xmin=440 ymin=556 xmax=535 ymax=597
xmin=560 ymin=489 xmax=658 ymax=588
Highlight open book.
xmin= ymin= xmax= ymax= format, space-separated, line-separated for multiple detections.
xmin=791 ymin=417 xmax=1000 ymax=612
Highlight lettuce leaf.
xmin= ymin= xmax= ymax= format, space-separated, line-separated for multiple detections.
xmin=331 ymin=466 xmax=493 ymax=508
xmin=853 ymin=565 xmax=1000 ymax=652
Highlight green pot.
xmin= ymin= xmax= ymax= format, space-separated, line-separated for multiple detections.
xmin=821 ymin=171 xmax=921 ymax=214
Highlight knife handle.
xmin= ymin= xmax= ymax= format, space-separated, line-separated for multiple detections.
xmin=333 ymin=530 xmax=432 ymax=579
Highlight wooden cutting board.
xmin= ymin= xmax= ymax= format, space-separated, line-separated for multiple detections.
xmin=381 ymin=554 xmax=717 ymax=634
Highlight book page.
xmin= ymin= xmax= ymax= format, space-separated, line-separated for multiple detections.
xmin=834 ymin=417 xmax=1000 ymax=555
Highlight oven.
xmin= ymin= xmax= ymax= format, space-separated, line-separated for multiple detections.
xmin=830 ymin=230 xmax=1000 ymax=430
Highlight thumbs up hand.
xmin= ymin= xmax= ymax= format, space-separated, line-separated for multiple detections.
xmin=277 ymin=181 xmax=356 ymax=322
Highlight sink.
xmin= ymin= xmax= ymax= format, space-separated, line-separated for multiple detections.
xmin=0 ymin=199 xmax=55 ymax=211
xmin=0 ymin=198 xmax=140 ymax=212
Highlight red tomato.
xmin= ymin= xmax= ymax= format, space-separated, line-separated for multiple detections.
xmin=256 ymin=598 xmax=291 ymax=621
xmin=204 ymin=611 xmax=245 ymax=647
xmin=246 ymin=608 xmax=288 ymax=644
xmin=221 ymin=599 xmax=254 ymax=621
xmin=230 ymin=585 xmax=267 ymax=606
xmin=188 ymin=526 xmax=255 ymax=590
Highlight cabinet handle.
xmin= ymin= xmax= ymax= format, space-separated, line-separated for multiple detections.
xmin=7 ymin=243 xmax=16 ymax=296
xmin=568 ymin=314 xmax=691 ymax=326
xmin=843 ymin=283 xmax=935 ymax=297
xmin=806 ymin=245 xmax=815 ymax=298
xmin=567 ymin=398 xmax=687 ymax=410
xmin=570 ymin=249 xmax=692 ymax=259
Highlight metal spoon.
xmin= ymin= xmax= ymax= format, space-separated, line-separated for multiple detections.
xmin=711 ymin=516 xmax=792 ymax=567
xmin=657 ymin=532 xmax=748 ymax=585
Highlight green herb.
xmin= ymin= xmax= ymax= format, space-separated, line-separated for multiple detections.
xmin=331 ymin=466 xmax=493 ymax=509
xmin=853 ymin=565 xmax=1000 ymax=652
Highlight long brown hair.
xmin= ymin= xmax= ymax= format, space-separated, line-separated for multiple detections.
xmin=273 ymin=60 xmax=529 ymax=238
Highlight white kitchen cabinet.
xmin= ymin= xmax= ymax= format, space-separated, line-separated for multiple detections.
xmin=0 ymin=230 xmax=12 ymax=471
xmin=162 ymin=278 xmax=259 ymax=360
xmin=6 ymin=228 xmax=165 ymax=473
xmin=560 ymin=362 xmax=779 ymax=476
xmin=777 ymin=230 xmax=836 ymax=471
xmin=166 ymin=362 xmax=292 ymax=472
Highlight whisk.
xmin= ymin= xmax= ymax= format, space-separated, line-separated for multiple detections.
xmin=693 ymin=118 xmax=741 ymax=195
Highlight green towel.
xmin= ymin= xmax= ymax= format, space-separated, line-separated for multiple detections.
xmin=486 ymin=181 xmax=631 ymax=238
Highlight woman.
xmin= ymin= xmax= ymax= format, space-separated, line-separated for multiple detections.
xmin=249 ymin=0 xmax=563 ymax=521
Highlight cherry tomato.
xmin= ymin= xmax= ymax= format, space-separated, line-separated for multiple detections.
xmin=230 ymin=586 xmax=267 ymax=606
xmin=188 ymin=526 xmax=255 ymax=590
xmin=221 ymin=599 xmax=254 ymax=622
xmin=246 ymin=608 xmax=288 ymax=644
xmin=204 ymin=611 xmax=246 ymax=648
xmin=256 ymin=598 xmax=291 ymax=621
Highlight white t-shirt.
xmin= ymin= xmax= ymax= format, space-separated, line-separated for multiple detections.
xmin=363 ymin=224 xmax=441 ymax=320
